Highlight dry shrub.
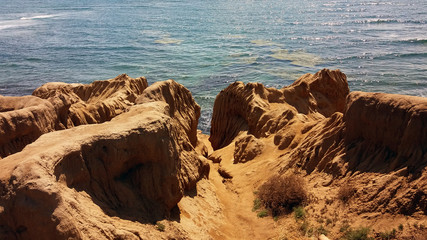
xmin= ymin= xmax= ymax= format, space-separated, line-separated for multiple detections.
xmin=258 ymin=174 xmax=308 ymax=216
xmin=338 ymin=183 xmax=356 ymax=203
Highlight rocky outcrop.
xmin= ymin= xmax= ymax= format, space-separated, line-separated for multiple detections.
xmin=0 ymin=74 xmax=147 ymax=159
xmin=0 ymin=95 xmax=58 ymax=158
xmin=136 ymin=80 xmax=200 ymax=147
xmin=209 ymin=69 xmax=349 ymax=150
xmin=33 ymin=73 xmax=148 ymax=129
xmin=339 ymin=92 xmax=427 ymax=215
xmin=343 ymin=92 xmax=427 ymax=174
xmin=285 ymin=91 xmax=427 ymax=177
xmin=0 ymin=80 xmax=209 ymax=239
xmin=210 ymin=68 xmax=427 ymax=217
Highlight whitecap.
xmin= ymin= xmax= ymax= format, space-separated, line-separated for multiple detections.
xmin=20 ymin=14 xmax=58 ymax=20
xmin=0 ymin=19 xmax=34 ymax=30
xmin=0 ymin=14 xmax=59 ymax=31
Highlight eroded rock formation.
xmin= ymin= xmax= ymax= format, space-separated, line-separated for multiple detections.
xmin=209 ymin=69 xmax=349 ymax=150
xmin=0 ymin=95 xmax=57 ymax=158
xmin=209 ymin=68 xmax=427 ymax=220
xmin=0 ymin=79 xmax=208 ymax=239
xmin=136 ymin=80 xmax=200 ymax=147
xmin=0 ymin=74 xmax=148 ymax=159
xmin=33 ymin=73 xmax=148 ymax=128
xmin=1 ymin=68 xmax=426 ymax=239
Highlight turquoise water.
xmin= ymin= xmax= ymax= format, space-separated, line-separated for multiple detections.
xmin=0 ymin=0 xmax=426 ymax=132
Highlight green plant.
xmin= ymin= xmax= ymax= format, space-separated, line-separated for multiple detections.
xmin=342 ymin=227 xmax=372 ymax=240
xmin=257 ymin=210 xmax=268 ymax=218
xmin=340 ymin=222 xmax=351 ymax=233
xmin=252 ymin=198 xmax=262 ymax=212
xmin=274 ymin=216 xmax=279 ymax=222
xmin=293 ymin=206 xmax=306 ymax=220
xmin=378 ymin=229 xmax=396 ymax=240
xmin=398 ymin=224 xmax=403 ymax=231
xmin=258 ymin=174 xmax=308 ymax=216
xmin=307 ymin=227 xmax=314 ymax=237
xmin=156 ymin=222 xmax=165 ymax=232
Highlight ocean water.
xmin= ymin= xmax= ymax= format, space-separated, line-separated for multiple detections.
xmin=0 ymin=0 xmax=426 ymax=132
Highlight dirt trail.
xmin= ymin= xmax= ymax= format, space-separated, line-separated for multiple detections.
xmin=178 ymin=134 xmax=298 ymax=240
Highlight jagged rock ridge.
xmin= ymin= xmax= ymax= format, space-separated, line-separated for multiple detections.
xmin=0 ymin=74 xmax=147 ymax=159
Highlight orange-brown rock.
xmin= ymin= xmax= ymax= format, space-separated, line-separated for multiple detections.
xmin=233 ymin=134 xmax=264 ymax=164
xmin=339 ymin=92 xmax=427 ymax=215
xmin=209 ymin=68 xmax=349 ymax=150
xmin=344 ymin=91 xmax=427 ymax=173
xmin=136 ymin=80 xmax=200 ymax=147
xmin=208 ymin=68 xmax=427 ymax=238
xmin=0 ymin=74 xmax=147 ymax=159
xmin=0 ymin=80 xmax=208 ymax=239
xmin=285 ymin=91 xmax=427 ymax=177
xmin=33 ymin=73 xmax=147 ymax=128
xmin=0 ymin=95 xmax=57 ymax=158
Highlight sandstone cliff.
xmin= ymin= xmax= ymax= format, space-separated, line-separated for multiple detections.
xmin=0 ymin=69 xmax=426 ymax=240
xmin=33 ymin=73 xmax=148 ymax=128
xmin=0 ymin=74 xmax=147 ymax=159
xmin=208 ymin=68 xmax=427 ymax=239
xmin=0 ymin=79 xmax=208 ymax=239
xmin=209 ymin=69 xmax=349 ymax=150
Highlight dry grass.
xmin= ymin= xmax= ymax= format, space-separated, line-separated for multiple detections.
xmin=338 ymin=183 xmax=356 ymax=203
xmin=258 ymin=174 xmax=308 ymax=216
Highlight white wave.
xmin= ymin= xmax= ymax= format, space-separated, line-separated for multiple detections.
xmin=0 ymin=14 xmax=58 ymax=31
xmin=0 ymin=19 xmax=34 ymax=30
xmin=20 ymin=14 xmax=58 ymax=20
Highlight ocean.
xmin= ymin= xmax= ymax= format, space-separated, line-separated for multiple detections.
xmin=0 ymin=0 xmax=426 ymax=132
